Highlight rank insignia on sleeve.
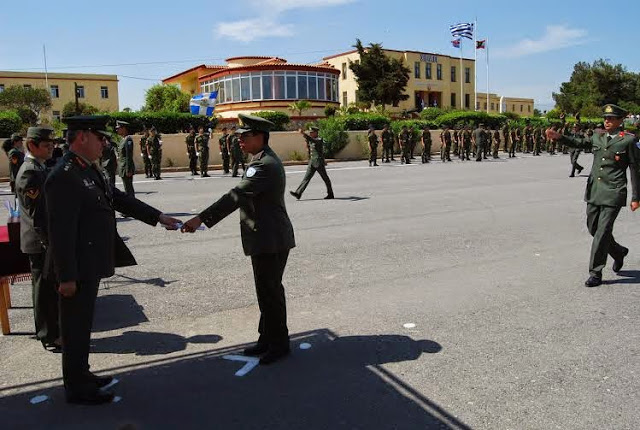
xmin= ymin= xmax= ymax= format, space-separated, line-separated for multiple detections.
xmin=246 ymin=167 xmax=257 ymax=178
xmin=25 ymin=188 xmax=40 ymax=199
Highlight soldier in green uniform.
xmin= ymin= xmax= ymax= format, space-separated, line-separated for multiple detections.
xmin=461 ymin=126 xmax=472 ymax=161
xmin=473 ymin=124 xmax=487 ymax=162
xmin=546 ymin=125 xmax=556 ymax=155
xmin=195 ymin=126 xmax=210 ymax=178
xmin=381 ymin=124 xmax=394 ymax=163
xmin=15 ymin=126 xmax=60 ymax=352
xmin=509 ymin=126 xmax=518 ymax=157
xmin=147 ymin=126 xmax=163 ymax=180
xmin=115 ymin=121 xmax=136 ymax=195
xmin=101 ymin=138 xmax=118 ymax=187
xmin=532 ymin=126 xmax=542 ymax=156
xmin=399 ymin=125 xmax=412 ymax=164
xmin=440 ymin=127 xmax=452 ymax=162
xmin=515 ymin=126 xmax=523 ymax=152
xmin=182 ymin=114 xmax=295 ymax=365
xmin=568 ymin=124 xmax=585 ymax=177
xmin=185 ymin=127 xmax=198 ymax=176
xmin=7 ymin=133 xmax=25 ymax=195
xmin=229 ymin=125 xmax=245 ymax=177
xmin=524 ymin=123 xmax=534 ymax=153
xmin=367 ymin=125 xmax=379 ymax=167
xmin=502 ymin=123 xmax=510 ymax=154
xmin=219 ymin=126 xmax=231 ymax=174
xmin=139 ymin=128 xmax=152 ymax=178
xmin=421 ymin=125 xmax=432 ymax=164
xmin=548 ymin=104 xmax=640 ymax=287
xmin=45 ymin=115 xmax=180 ymax=404
xmin=492 ymin=128 xmax=501 ymax=159
xmin=452 ymin=128 xmax=460 ymax=157
xmin=290 ymin=126 xmax=334 ymax=200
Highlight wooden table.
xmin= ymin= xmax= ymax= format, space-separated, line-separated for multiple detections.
xmin=0 ymin=224 xmax=32 ymax=335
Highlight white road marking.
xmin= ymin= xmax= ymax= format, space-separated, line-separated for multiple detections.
xmin=223 ymin=354 xmax=260 ymax=376
xmin=403 ymin=323 xmax=416 ymax=329
xmin=30 ymin=395 xmax=49 ymax=405
xmin=299 ymin=343 xmax=312 ymax=350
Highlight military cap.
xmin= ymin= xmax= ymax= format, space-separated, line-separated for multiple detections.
xmin=149 ymin=126 xmax=157 ymax=132
xmin=10 ymin=133 xmax=23 ymax=141
xmin=236 ymin=114 xmax=274 ymax=134
xmin=115 ymin=120 xmax=130 ymax=129
xmin=62 ymin=115 xmax=111 ymax=138
xmin=26 ymin=126 xmax=55 ymax=141
xmin=309 ymin=126 xmax=320 ymax=132
xmin=602 ymin=104 xmax=628 ymax=118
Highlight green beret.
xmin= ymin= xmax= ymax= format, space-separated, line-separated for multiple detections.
xmin=602 ymin=104 xmax=628 ymax=118
xmin=26 ymin=126 xmax=55 ymax=141
xmin=236 ymin=114 xmax=274 ymax=134
xmin=63 ymin=115 xmax=111 ymax=138
xmin=11 ymin=133 xmax=23 ymax=141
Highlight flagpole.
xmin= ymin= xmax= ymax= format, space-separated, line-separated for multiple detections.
xmin=43 ymin=44 xmax=49 ymax=90
xmin=486 ymin=37 xmax=489 ymax=113
xmin=460 ymin=39 xmax=464 ymax=110
xmin=474 ymin=18 xmax=477 ymax=111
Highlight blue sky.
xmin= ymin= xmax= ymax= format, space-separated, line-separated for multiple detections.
xmin=2 ymin=0 xmax=638 ymax=112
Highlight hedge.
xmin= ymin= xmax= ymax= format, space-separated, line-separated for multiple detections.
xmin=0 ymin=110 xmax=22 ymax=137
xmin=435 ymin=111 xmax=507 ymax=129
xmin=102 ymin=111 xmax=214 ymax=134
xmin=250 ymin=111 xmax=290 ymax=131
xmin=342 ymin=113 xmax=390 ymax=130
xmin=391 ymin=120 xmax=438 ymax=144
xmin=316 ymin=117 xmax=349 ymax=158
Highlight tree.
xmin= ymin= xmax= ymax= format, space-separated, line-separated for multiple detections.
xmin=62 ymin=101 xmax=99 ymax=117
xmin=349 ymin=39 xmax=410 ymax=109
xmin=144 ymin=84 xmax=191 ymax=113
xmin=287 ymin=100 xmax=312 ymax=117
xmin=553 ymin=59 xmax=640 ymax=116
xmin=0 ymin=85 xmax=52 ymax=124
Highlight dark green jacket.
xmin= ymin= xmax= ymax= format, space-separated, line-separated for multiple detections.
xmin=199 ymin=146 xmax=295 ymax=256
xmin=381 ymin=130 xmax=394 ymax=146
xmin=45 ymin=152 xmax=161 ymax=282
xmin=8 ymin=148 xmax=25 ymax=184
xmin=15 ymin=156 xmax=49 ymax=254
xmin=560 ymin=131 xmax=640 ymax=207
xmin=118 ymin=136 xmax=135 ymax=177
xmin=186 ymin=133 xmax=196 ymax=155
xmin=422 ymin=130 xmax=432 ymax=145
xmin=473 ymin=128 xmax=486 ymax=145
xmin=303 ymin=134 xmax=327 ymax=168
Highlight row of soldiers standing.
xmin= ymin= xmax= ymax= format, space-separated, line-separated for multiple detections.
xmin=184 ymin=125 xmax=245 ymax=177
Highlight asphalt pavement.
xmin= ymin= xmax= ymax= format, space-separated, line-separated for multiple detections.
xmin=0 ymin=152 xmax=638 ymax=429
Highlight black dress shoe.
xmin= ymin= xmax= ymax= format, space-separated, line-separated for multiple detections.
xmin=324 ymin=194 xmax=334 ymax=200
xmin=569 ymin=174 xmax=575 ymax=177
xmin=85 ymin=372 xmax=114 ymax=389
xmin=243 ymin=343 xmax=269 ymax=356
xmin=584 ymin=276 xmax=602 ymax=288
xmin=613 ymin=248 xmax=629 ymax=273
xmin=41 ymin=341 xmax=62 ymax=353
xmin=65 ymin=389 xmax=115 ymax=405
xmin=289 ymin=191 xmax=301 ymax=200
xmin=259 ymin=347 xmax=290 ymax=365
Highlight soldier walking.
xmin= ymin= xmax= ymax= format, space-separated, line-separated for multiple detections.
xmin=229 ymin=125 xmax=245 ymax=177
xmin=473 ymin=124 xmax=487 ymax=162
xmin=492 ymin=128 xmax=501 ymax=159
xmin=568 ymin=124 xmax=584 ymax=177
xmin=399 ymin=125 xmax=412 ymax=164
xmin=290 ymin=126 xmax=334 ymax=200
xmin=440 ymin=127 xmax=452 ymax=162
xmin=381 ymin=124 xmax=394 ymax=163
xmin=461 ymin=126 xmax=472 ymax=161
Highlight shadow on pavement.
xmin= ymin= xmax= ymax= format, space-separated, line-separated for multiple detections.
xmin=0 ymin=329 xmax=471 ymax=430
xmin=92 ymin=295 xmax=149 ymax=333
xmin=101 ymin=274 xmax=179 ymax=290
xmin=604 ymin=270 xmax=640 ymax=285
xmin=91 ymin=331 xmax=223 ymax=355
xmin=301 ymin=196 xmax=370 ymax=202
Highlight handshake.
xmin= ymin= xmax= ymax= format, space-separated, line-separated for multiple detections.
xmin=157 ymin=214 xmax=205 ymax=233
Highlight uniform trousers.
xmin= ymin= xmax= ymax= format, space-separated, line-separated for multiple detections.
xmin=121 ymin=176 xmax=135 ymax=197
xmin=586 ymin=204 xmax=626 ymax=277
xmin=570 ymin=150 xmax=583 ymax=175
xmin=295 ymin=163 xmax=333 ymax=196
xmin=188 ymin=151 xmax=198 ymax=175
xmin=251 ymin=250 xmax=290 ymax=348
xmin=200 ymin=149 xmax=209 ymax=176
xmin=29 ymin=253 xmax=59 ymax=343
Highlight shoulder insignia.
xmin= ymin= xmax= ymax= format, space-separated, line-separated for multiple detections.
xmin=246 ymin=166 xmax=257 ymax=178
xmin=25 ymin=188 xmax=40 ymax=199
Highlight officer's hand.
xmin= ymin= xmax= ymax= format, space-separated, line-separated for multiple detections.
xmin=157 ymin=214 xmax=182 ymax=230
xmin=547 ymin=130 xmax=561 ymax=140
xmin=631 ymin=201 xmax=639 ymax=212
xmin=58 ymin=281 xmax=77 ymax=298
xmin=181 ymin=216 xmax=202 ymax=233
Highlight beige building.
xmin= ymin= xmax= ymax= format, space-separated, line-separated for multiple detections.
xmin=476 ymin=92 xmax=535 ymax=117
xmin=162 ymin=56 xmax=340 ymax=120
xmin=0 ymin=71 xmax=119 ymax=121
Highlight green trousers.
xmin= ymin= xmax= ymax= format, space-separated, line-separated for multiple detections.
xmin=586 ymin=204 xmax=626 ymax=277
xmin=29 ymin=253 xmax=59 ymax=343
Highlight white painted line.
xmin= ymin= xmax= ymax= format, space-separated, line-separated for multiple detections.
xmin=403 ymin=323 xmax=416 ymax=329
xmin=30 ymin=395 xmax=49 ymax=405
xmin=299 ymin=343 xmax=312 ymax=350
xmin=100 ymin=378 xmax=119 ymax=392
xmin=112 ymin=396 xmax=122 ymax=403
xmin=223 ymin=354 xmax=260 ymax=376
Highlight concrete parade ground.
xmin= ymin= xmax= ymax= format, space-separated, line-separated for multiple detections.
xmin=0 ymin=153 xmax=639 ymax=430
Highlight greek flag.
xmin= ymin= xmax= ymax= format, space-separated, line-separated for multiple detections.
xmin=190 ymin=91 xmax=218 ymax=116
xmin=449 ymin=22 xmax=474 ymax=40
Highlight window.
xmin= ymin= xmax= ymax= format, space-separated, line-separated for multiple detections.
xmin=274 ymin=73 xmax=285 ymax=99
xmin=341 ymin=63 xmax=347 ymax=80
xmin=225 ymin=79 xmax=233 ymax=102
xmin=342 ymin=91 xmax=348 ymax=106
xmin=465 ymin=93 xmax=470 ymax=109
xmin=414 ymin=62 xmax=421 ymax=79
xmin=451 ymin=66 xmax=456 ymax=82
xmin=52 ymin=111 xmax=61 ymax=121
xmin=76 ymin=85 xmax=85 ymax=98
xmin=436 ymin=64 xmax=442 ymax=80
xmin=285 ymin=73 xmax=297 ymax=99
xmin=476 ymin=102 xmax=480 ymax=110
xmin=231 ymin=78 xmax=240 ymax=101
xmin=528 ymin=105 xmax=531 ymax=113
xmin=251 ymin=75 xmax=261 ymax=100
xmin=240 ymin=75 xmax=251 ymax=101
xmin=100 ymin=86 xmax=108 ymax=99
xmin=0 ymin=84 xmax=4 ymax=92
xmin=50 ymin=85 xmax=59 ymax=98
xmin=484 ymin=102 xmax=487 ymax=110
xmin=297 ymin=72 xmax=308 ymax=99
xmin=426 ymin=63 xmax=432 ymax=79
xmin=450 ymin=93 xmax=456 ymax=108
xmin=262 ymin=73 xmax=273 ymax=100
xmin=520 ymin=104 xmax=523 ymax=112
xmin=465 ymin=67 xmax=470 ymax=83
xmin=491 ymin=103 xmax=495 ymax=111
xmin=309 ymin=74 xmax=318 ymax=99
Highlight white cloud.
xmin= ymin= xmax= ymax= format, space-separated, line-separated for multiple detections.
xmin=495 ymin=25 xmax=588 ymax=59
xmin=261 ymin=0 xmax=355 ymax=11
xmin=215 ymin=18 xmax=294 ymax=43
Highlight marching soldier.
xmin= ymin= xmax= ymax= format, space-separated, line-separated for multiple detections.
xmin=399 ymin=125 xmax=412 ymax=164
xmin=186 ymin=127 xmax=198 ymax=176
xmin=381 ymin=124 xmax=394 ymax=163
xmin=546 ymin=125 xmax=556 ymax=155
xmin=515 ymin=126 xmax=523 ymax=152
xmin=140 ymin=128 xmax=152 ymax=178
xmin=115 ymin=121 xmax=136 ymax=195
xmin=195 ymin=126 xmax=210 ymax=178
xmin=548 ymin=104 xmax=640 ymax=288
xmin=368 ymin=125 xmax=379 ymax=167
xmin=147 ymin=126 xmax=163 ymax=180
xmin=421 ymin=125 xmax=432 ymax=164
xmin=452 ymin=128 xmax=460 ymax=157
xmin=290 ymin=126 xmax=334 ymax=200
xmin=485 ymin=127 xmax=492 ymax=159
xmin=219 ymin=126 xmax=231 ymax=174
xmin=568 ymin=124 xmax=584 ymax=177
xmin=509 ymin=126 xmax=518 ymax=157
xmin=15 ymin=126 xmax=60 ymax=352
xmin=229 ymin=125 xmax=245 ymax=177
xmin=532 ymin=126 xmax=542 ymax=156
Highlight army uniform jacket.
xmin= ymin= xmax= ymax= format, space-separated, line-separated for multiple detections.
xmin=196 ymin=134 xmax=209 ymax=153
xmin=118 ymin=135 xmax=135 ymax=177
xmin=493 ymin=130 xmax=501 ymax=143
xmin=8 ymin=148 xmax=25 ymax=185
xmin=147 ymin=136 xmax=162 ymax=156
xmin=186 ymin=134 xmax=196 ymax=155
xmin=199 ymin=145 xmax=295 ymax=256
xmin=368 ymin=131 xmax=378 ymax=149
xmin=45 ymin=152 xmax=161 ymax=282
xmin=560 ymin=131 xmax=640 ymax=207
xmin=381 ymin=130 xmax=394 ymax=146
xmin=473 ymin=128 xmax=486 ymax=145
xmin=15 ymin=156 xmax=49 ymax=254
xmin=139 ymin=136 xmax=148 ymax=157
xmin=303 ymin=135 xmax=327 ymax=168
xmin=502 ymin=126 xmax=510 ymax=143
xmin=102 ymin=143 xmax=118 ymax=179
xmin=422 ymin=130 xmax=432 ymax=145
xmin=399 ymin=130 xmax=412 ymax=146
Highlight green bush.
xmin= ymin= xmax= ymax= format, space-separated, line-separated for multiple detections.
xmin=391 ymin=120 xmax=437 ymax=145
xmin=419 ymin=107 xmax=445 ymax=121
xmin=435 ymin=111 xmax=507 ymax=129
xmin=251 ymin=111 xmax=290 ymax=131
xmin=324 ymin=105 xmax=337 ymax=117
xmin=317 ymin=117 xmax=349 ymax=158
xmin=342 ymin=113 xmax=390 ymax=130
xmin=0 ymin=110 xmax=22 ymax=137
xmin=502 ymin=111 xmax=521 ymax=121
xmin=103 ymin=111 xmax=213 ymax=134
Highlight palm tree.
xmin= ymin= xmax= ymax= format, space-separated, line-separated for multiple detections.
xmin=288 ymin=100 xmax=312 ymax=117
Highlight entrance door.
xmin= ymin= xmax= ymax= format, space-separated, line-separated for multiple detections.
xmin=428 ymin=92 xmax=441 ymax=108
